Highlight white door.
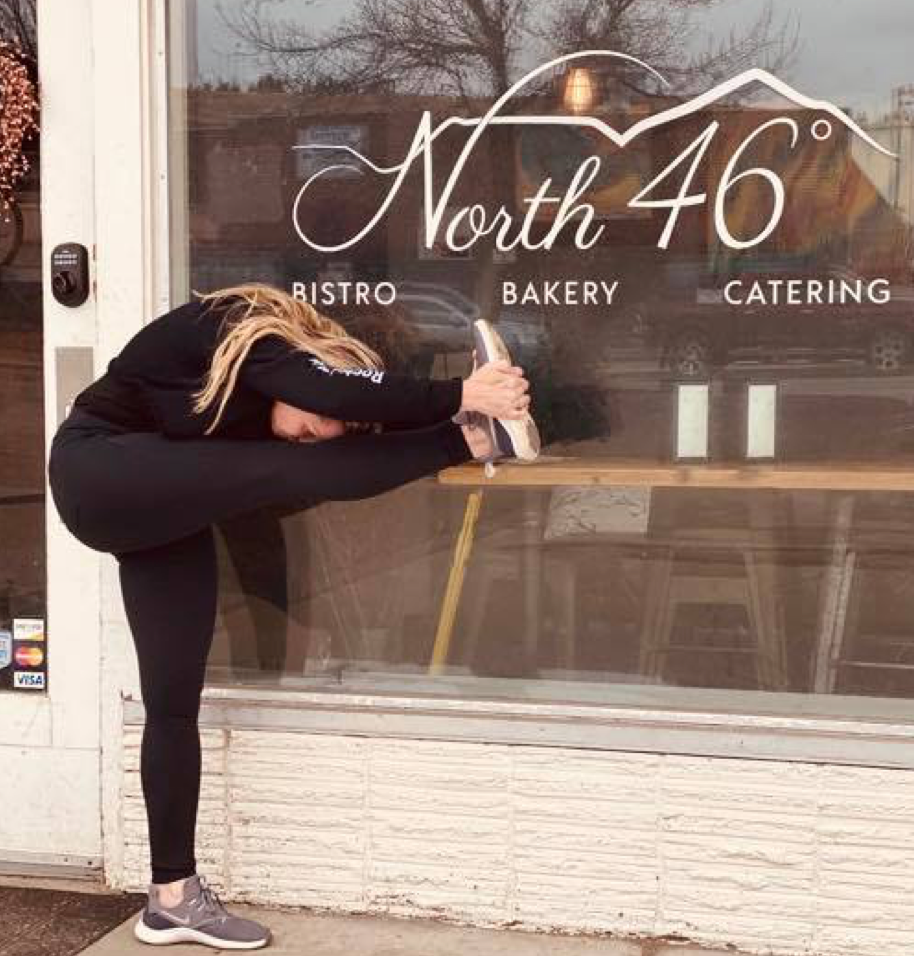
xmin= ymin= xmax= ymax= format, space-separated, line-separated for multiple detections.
xmin=0 ymin=0 xmax=102 ymax=875
xmin=1 ymin=0 xmax=165 ymax=878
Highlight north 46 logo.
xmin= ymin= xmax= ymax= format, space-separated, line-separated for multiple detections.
xmin=293 ymin=50 xmax=895 ymax=255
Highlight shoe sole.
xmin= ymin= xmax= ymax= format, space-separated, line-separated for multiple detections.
xmin=472 ymin=319 xmax=541 ymax=462
xmin=135 ymin=916 xmax=270 ymax=949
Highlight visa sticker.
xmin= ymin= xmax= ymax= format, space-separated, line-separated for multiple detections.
xmin=14 ymin=671 xmax=45 ymax=690
xmin=13 ymin=618 xmax=45 ymax=642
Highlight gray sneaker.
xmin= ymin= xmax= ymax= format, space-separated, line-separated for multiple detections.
xmin=472 ymin=319 xmax=541 ymax=462
xmin=134 ymin=873 xmax=272 ymax=949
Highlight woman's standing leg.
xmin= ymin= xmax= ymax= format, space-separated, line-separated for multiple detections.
xmin=116 ymin=526 xmax=218 ymax=886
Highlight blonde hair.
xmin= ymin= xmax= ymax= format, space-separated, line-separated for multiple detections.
xmin=190 ymin=281 xmax=384 ymax=435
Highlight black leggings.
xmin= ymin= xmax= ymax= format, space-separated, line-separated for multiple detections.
xmin=48 ymin=408 xmax=472 ymax=884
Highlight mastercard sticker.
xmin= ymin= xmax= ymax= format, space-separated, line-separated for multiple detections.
xmin=14 ymin=645 xmax=44 ymax=668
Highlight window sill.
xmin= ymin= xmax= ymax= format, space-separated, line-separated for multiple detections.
xmin=121 ymin=679 xmax=914 ymax=770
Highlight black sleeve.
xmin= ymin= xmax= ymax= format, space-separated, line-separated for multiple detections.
xmin=237 ymin=334 xmax=464 ymax=426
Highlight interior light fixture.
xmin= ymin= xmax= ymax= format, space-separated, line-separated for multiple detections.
xmin=563 ymin=66 xmax=597 ymax=114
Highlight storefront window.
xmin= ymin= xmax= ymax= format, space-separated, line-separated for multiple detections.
xmin=167 ymin=0 xmax=914 ymax=716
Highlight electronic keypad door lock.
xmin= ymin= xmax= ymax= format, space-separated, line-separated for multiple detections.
xmin=50 ymin=242 xmax=90 ymax=307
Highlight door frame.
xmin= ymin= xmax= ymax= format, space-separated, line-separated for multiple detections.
xmin=90 ymin=0 xmax=172 ymax=883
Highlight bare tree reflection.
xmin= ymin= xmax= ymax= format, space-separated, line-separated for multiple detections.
xmin=542 ymin=0 xmax=798 ymax=96
xmin=216 ymin=0 xmax=796 ymax=99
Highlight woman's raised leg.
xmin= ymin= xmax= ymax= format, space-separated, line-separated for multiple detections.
xmin=58 ymin=419 xmax=472 ymax=554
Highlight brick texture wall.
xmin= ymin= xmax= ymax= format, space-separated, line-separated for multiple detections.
xmin=118 ymin=728 xmax=914 ymax=956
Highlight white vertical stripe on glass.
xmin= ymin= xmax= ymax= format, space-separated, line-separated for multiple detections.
xmin=676 ymin=383 xmax=709 ymax=459
xmin=746 ymin=383 xmax=777 ymax=459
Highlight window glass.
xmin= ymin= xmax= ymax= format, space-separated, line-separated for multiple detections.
xmin=0 ymin=32 xmax=44 ymax=692
xmin=168 ymin=0 xmax=914 ymax=717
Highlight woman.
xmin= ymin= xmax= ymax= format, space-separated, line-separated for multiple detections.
xmin=47 ymin=282 xmax=538 ymax=950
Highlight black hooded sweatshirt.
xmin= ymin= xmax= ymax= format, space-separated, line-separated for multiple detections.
xmin=73 ymin=297 xmax=464 ymax=439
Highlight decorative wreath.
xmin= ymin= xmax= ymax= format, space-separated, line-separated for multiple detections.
xmin=0 ymin=38 xmax=40 ymax=220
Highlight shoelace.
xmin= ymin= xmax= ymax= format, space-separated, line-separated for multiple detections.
xmin=197 ymin=876 xmax=229 ymax=920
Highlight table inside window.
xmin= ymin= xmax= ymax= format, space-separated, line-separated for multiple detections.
xmin=429 ymin=458 xmax=914 ymax=683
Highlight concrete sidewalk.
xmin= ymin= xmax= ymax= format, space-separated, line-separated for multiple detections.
xmin=83 ymin=904 xmax=745 ymax=956
xmin=0 ymin=875 xmax=750 ymax=956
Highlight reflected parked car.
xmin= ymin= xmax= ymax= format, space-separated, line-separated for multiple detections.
xmin=395 ymin=281 xmax=548 ymax=363
xmin=640 ymin=272 xmax=914 ymax=379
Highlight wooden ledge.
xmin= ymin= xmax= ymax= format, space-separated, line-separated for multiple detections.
xmin=437 ymin=457 xmax=914 ymax=492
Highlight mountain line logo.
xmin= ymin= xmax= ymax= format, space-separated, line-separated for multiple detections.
xmin=291 ymin=50 xmax=899 ymax=256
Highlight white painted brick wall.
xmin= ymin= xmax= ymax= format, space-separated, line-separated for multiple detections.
xmin=117 ymin=727 xmax=914 ymax=956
